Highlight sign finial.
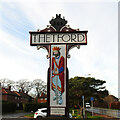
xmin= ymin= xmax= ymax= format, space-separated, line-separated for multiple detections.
xmin=49 ymin=14 xmax=67 ymax=31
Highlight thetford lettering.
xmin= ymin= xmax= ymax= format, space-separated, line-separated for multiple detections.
xmin=31 ymin=33 xmax=87 ymax=44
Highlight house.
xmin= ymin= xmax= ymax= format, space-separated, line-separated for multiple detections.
xmin=103 ymin=95 xmax=118 ymax=105
xmin=0 ymin=86 xmax=33 ymax=106
xmin=0 ymin=86 xmax=20 ymax=103
xmin=37 ymin=92 xmax=47 ymax=103
xmin=17 ymin=90 xmax=33 ymax=103
xmin=93 ymin=95 xmax=119 ymax=108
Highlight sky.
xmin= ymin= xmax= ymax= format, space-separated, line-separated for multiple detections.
xmin=0 ymin=0 xmax=118 ymax=97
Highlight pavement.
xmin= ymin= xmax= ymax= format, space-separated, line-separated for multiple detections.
xmin=93 ymin=113 xmax=120 ymax=120
xmin=1 ymin=112 xmax=31 ymax=119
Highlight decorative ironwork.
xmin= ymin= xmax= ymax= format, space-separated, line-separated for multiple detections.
xmin=49 ymin=14 xmax=67 ymax=31
xmin=30 ymin=14 xmax=87 ymax=58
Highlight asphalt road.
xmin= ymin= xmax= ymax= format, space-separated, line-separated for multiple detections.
xmin=1 ymin=112 xmax=31 ymax=119
xmin=1 ymin=118 xmax=33 ymax=120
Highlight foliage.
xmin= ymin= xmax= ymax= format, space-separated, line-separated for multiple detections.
xmin=2 ymin=102 xmax=16 ymax=113
xmin=69 ymin=108 xmax=103 ymax=120
xmin=69 ymin=76 xmax=109 ymax=107
xmin=23 ymin=102 xmax=47 ymax=112
xmin=16 ymin=103 xmax=23 ymax=110
xmin=24 ymin=113 xmax=34 ymax=117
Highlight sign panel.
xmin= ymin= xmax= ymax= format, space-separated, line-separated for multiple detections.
xmin=91 ymin=97 xmax=94 ymax=101
xmin=82 ymin=96 xmax=84 ymax=99
xmin=50 ymin=108 xmax=65 ymax=115
xmin=30 ymin=14 xmax=88 ymax=117
xmin=50 ymin=45 xmax=66 ymax=115
xmin=30 ymin=32 xmax=87 ymax=45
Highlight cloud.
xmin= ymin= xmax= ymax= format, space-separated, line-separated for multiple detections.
xmin=0 ymin=1 xmax=118 ymax=97
xmin=0 ymin=29 xmax=49 ymax=82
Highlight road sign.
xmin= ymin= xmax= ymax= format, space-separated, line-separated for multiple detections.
xmin=91 ymin=97 xmax=94 ymax=101
xmin=82 ymin=96 xmax=84 ymax=99
xmin=91 ymin=97 xmax=94 ymax=116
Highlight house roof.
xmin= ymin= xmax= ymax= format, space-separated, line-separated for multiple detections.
xmin=0 ymin=87 xmax=33 ymax=99
xmin=0 ymin=88 xmax=19 ymax=96
xmin=18 ymin=92 xmax=30 ymax=98
xmin=13 ymin=91 xmax=21 ymax=96
xmin=104 ymin=95 xmax=118 ymax=100
xmin=104 ymin=95 xmax=118 ymax=103
xmin=39 ymin=93 xmax=47 ymax=98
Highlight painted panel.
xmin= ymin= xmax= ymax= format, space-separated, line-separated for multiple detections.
xmin=50 ymin=45 xmax=66 ymax=107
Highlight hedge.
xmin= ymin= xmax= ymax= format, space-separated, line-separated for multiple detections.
xmin=23 ymin=102 xmax=47 ymax=112
xmin=2 ymin=102 xmax=16 ymax=113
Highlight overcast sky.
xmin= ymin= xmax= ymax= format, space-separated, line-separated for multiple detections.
xmin=0 ymin=0 xmax=118 ymax=97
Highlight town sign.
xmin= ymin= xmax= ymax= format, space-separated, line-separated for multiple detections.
xmin=29 ymin=14 xmax=88 ymax=117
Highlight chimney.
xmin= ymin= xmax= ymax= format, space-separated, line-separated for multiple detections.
xmin=19 ymin=89 xmax=22 ymax=92
xmin=8 ymin=86 xmax=11 ymax=91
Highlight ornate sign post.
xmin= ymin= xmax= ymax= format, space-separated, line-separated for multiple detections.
xmin=29 ymin=14 xmax=88 ymax=117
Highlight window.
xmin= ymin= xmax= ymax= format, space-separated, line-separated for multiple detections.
xmin=41 ymin=110 xmax=47 ymax=113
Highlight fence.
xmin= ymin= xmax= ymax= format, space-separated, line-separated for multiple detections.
xmin=87 ymin=107 xmax=120 ymax=118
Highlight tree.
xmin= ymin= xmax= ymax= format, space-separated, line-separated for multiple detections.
xmin=0 ymin=78 xmax=15 ymax=89
xmin=69 ymin=76 xmax=109 ymax=107
xmin=15 ymin=79 xmax=32 ymax=93
xmin=32 ymin=79 xmax=47 ymax=98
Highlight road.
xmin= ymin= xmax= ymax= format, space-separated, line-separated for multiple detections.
xmin=86 ymin=107 xmax=120 ymax=119
xmin=1 ymin=112 xmax=32 ymax=120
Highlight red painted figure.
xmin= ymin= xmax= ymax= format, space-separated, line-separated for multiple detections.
xmin=51 ymin=46 xmax=64 ymax=105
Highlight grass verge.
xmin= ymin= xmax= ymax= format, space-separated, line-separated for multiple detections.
xmin=24 ymin=113 xmax=34 ymax=118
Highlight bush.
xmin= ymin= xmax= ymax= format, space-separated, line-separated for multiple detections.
xmin=2 ymin=102 xmax=16 ymax=113
xmin=16 ymin=103 xmax=23 ymax=110
xmin=23 ymin=102 xmax=47 ymax=112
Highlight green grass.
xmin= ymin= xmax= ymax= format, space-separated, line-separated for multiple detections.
xmin=16 ymin=110 xmax=24 ymax=113
xmin=69 ymin=108 xmax=103 ymax=119
xmin=24 ymin=113 xmax=34 ymax=118
xmin=88 ymin=116 xmax=102 ymax=119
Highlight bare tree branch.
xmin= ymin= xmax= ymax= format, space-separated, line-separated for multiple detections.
xmin=32 ymin=79 xmax=47 ymax=97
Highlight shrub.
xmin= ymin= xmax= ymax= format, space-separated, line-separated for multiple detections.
xmin=2 ymin=102 xmax=16 ymax=113
xmin=16 ymin=103 xmax=23 ymax=110
xmin=23 ymin=102 xmax=47 ymax=112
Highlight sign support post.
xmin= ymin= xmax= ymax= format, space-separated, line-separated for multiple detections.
xmin=91 ymin=97 xmax=94 ymax=116
xmin=29 ymin=14 xmax=88 ymax=117
xmin=82 ymin=96 xmax=85 ymax=119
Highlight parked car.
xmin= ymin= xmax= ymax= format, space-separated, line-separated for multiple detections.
xmin=34 ymin=108 xmax=47 ymax=118
xmin=34 ymin=108 xmax=72 ymax=118
xmin=86 ymin=103 xmax=90 ymax=108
